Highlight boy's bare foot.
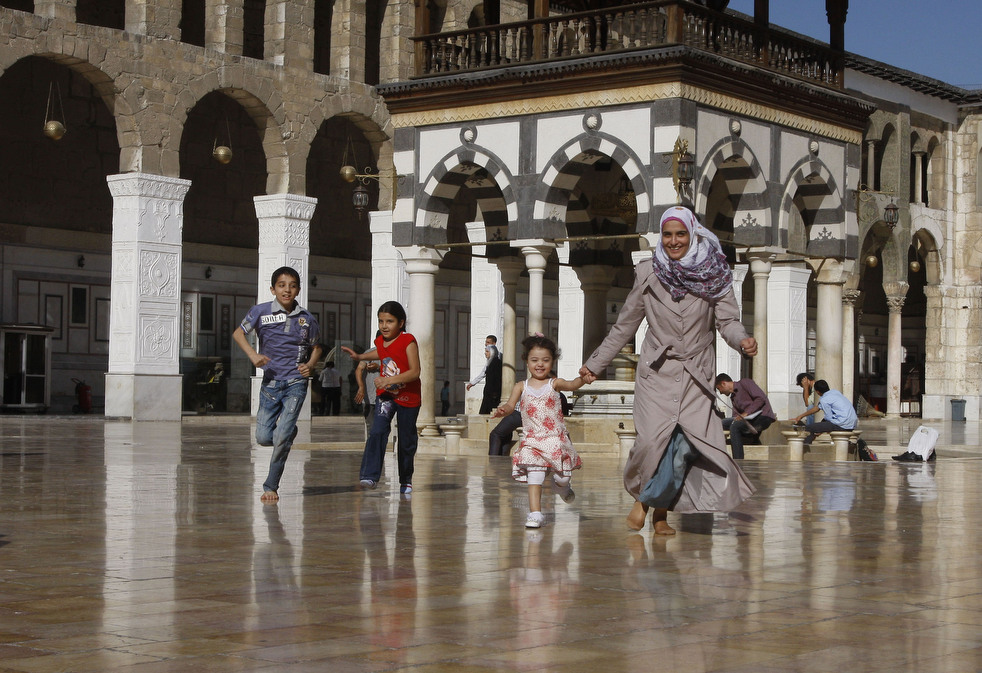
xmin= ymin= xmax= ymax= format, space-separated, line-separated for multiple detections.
xmin=626 ymin=501 xmax=649 ymax=530
xmin=261 ymin=490 xmax=279 ymax=503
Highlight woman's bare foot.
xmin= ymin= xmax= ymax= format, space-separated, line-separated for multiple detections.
xmin=651 ymin=508 xmax=675 ymax=535
xmin=626 ymin=501 xmax=649 ymax=530
xmin=261 ymin=490 xmax=279 ymax=503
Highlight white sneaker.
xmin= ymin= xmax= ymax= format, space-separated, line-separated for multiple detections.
xmin=359 ymin=479 xmax=377 ymax=490
xmin=552 ymin=477 xmax=575 ymax=503
xmin=525 ymin=511 xmax=544 ymax=529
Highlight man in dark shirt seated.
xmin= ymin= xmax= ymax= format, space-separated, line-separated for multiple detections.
xmin=715 ymin=373 xmax=777 ymax=459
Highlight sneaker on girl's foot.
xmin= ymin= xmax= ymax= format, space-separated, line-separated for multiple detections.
xmin=359 ymin=479 xmax=377 ymax=490
xmin=552 ymin=477 xmax=575 ymax=503
xmin=400 ymin=484 xmax=413 ymax=494
xmin=525 ymin=511 xmax=544 ymax=528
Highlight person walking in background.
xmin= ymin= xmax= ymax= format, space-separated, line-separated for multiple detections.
xmin=467 ymin=335 xmax=503 ymax=415
xmin=318 ymin=360 xmax=342 ymax=415
xmin=795 ymin=372 xmax=817 ymax=426
xmin=440 ymin=380 xmax=451 ymax=416
xmin=714 ymin=373 xmax=776 ymax=459
xmin=343 ymin=302 xmax=420 ymax=494
xmin=233 ymin=266 xmax=321 ymax=503
xmin=579 ymin=206 xmax=757 ymax=535
xmin=493 ymin=334 xmax=593 ymax=529
xmin=792 ymin=379 xmax=857 ymax=445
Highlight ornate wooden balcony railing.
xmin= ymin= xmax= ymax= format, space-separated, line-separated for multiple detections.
xmin=412 ymin=0 xmax=842 ymax=88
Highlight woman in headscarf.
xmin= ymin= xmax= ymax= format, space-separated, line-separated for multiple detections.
xmin=579 ymin=206 xmax=757 ymax=534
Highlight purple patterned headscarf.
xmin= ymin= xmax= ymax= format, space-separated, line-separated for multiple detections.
xmin=652 ymin=206 xmax=733 ymax=302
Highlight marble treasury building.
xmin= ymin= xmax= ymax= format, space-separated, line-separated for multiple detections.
xmin=1 ymin=0 xmax=981 ymax=434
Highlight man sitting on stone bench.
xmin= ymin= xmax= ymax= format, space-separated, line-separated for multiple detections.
xmin=715 ymin=373 xmax=776 ymax=459
xmin=791 ymin=379 xmax=857 ymax=445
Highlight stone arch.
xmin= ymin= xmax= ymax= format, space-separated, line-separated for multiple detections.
xmin=695 ymin=137 xmax=770 ymax=246
xmin=534 ymin=133 xmax=651 ymax=239
xmin=0 ymin=52 xmax=140 ymax=173
xmin=415 ymin=147 xmax=516 ymax=246
xmin=173 ymin=67 xmax=289 ymax=193
xmin=779 ymin=157 xmax=849 ymax=258
xmin=911 ymin=224 xmax=943 ymax=285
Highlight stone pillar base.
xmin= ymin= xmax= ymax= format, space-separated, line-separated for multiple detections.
xmin=105 ymin=374 xmax=183 ymax=421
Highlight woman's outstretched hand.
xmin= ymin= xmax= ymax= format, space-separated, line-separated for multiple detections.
xmin=739 ymin=337 xmax=758 ymax=357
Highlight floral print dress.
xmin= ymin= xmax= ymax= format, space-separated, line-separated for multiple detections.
xmin=512 ymin=379 xmax=582 ymax=482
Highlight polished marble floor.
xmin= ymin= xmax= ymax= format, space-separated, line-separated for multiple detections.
xmin=1 ymin=415 xmax=981 ymax=673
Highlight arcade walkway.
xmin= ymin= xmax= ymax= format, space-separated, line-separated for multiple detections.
xmin=0 ymin=415 xmax=980 ymax=672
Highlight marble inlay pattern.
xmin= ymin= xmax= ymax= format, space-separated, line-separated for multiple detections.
xmin=0 ymin=416 xmax=979 ymax=673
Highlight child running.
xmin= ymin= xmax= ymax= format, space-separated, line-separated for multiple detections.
xmin=233 ymin=266 xmax=321 ymax=503
xmin=492 ymin=333 xmax=595 ymax=528
xmin=342 ymin=301 xmax=420 ymax=494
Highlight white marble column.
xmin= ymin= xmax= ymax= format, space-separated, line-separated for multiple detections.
xmin=764 ymin=265 xmax=810 ymax=418
xmin=841 ymin=289 xmax=862 ymax=406
xmin=865 ymin=140 xmax=877 ymax=187
xmin=252 ymin=193 xmax=317 ymax=418
xmin=496 ymin=258 xmax=523 ymax=400
xmin=556 ymin=243 xmax=583 ymax=381
xmin=466 ymin=222 xmax=505 ymax=413
xmin=807 ymin=259 xmax=846 ymax=392
xmin=745 ymin=249 xmax=779 ymax=393
xmin=516 ymin=240 xmax=555 ymax=336
xmin=577 ymin=265 xmax=615 ymax=360
xmin=885 ymin=291 xmax=908 ymax=417
xmin=400 ymin=246 xmax=445 ymax=437
xmin=369 ymin=211 xmax=408 ymax=325
xmin=912 ymin=152 xmax=924 ymax=204
xmin=105 ymin=173 xmax=191 ymax=421
xmin=716 ymin=265 xmax=747 ymax=381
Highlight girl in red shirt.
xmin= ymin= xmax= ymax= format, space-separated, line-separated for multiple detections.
xmin=343 ymin=301 xmax=421 ymax=494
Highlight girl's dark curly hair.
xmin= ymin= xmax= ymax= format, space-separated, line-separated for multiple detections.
xmin=521 ymin=333 xmax=560 ymax=361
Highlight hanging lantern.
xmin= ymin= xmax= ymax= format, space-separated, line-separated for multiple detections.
xmin=43 ymin=120 xmax=66 ymax=140
xmin=865 ymin=255 xmax=878 ymax=268
xmin=909 ymin=260 xmax=922 ymax=273
xmin=677 ymin=150 xmax=695 ymax=187
xmin=212 ymin=143 xmax=233 ymax=164
xmin=352 ymin=183 xmax=370 ymax=214
xmin=43 ymin=82 xmax=67 ymax=141
xmin=883 ymin=201 xmax=899 ymax=228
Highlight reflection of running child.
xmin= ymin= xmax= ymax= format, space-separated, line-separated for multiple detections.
xmin=342 ymin=301 xmax=421 ymax=494
xmin=493 ymin=334 xmax=595 ymax=528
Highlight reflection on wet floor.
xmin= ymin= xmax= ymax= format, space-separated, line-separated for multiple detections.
xmin=0 ymin=415 xmax=979 ymax=673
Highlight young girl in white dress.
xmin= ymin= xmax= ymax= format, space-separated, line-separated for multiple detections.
xmin=492 ymin=334 xmax=595 ymax=528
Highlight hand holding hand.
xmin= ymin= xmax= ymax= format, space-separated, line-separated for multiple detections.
xmin=491 ymin=406 xmax=507 ymax=418
xmin=739 ymin=337 xmax=758 ymax=357
xmin=578 ymin=365 xmax=596 ymax=380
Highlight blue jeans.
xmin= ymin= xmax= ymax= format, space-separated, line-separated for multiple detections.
xmin=722 ymin=416 xmax=774 ymax=459
xmin=255 ymin=378 xmax=308 ymax=493
xmin=360 ymin=398 xmax=419 ymax=485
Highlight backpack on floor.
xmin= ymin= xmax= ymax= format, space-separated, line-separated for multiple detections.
xmin=856 ymin=438 xmax=878 ymax=461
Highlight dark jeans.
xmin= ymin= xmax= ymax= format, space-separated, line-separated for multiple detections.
xmin=255 ymin=378 xmax=308 ymax=493
xmin=489 ymin=410 xmax=522 ymax=456
xmin=803 ymin=420 xmax=850 ymax=445
xmin=360 ymin=398 xmax=420 ymax=485
xmin=722 ymin=415 xmax=774 ymax=459
xmin=321 ymin=387 xmax=341 ymax=415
